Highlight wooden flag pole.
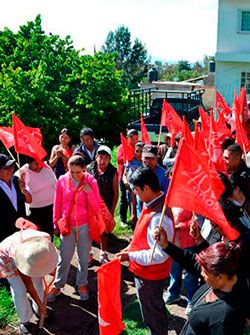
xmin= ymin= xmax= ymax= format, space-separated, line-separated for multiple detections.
xmin=149 ymin=203 xmax=167 ymax=262
xmin=157 ymin=125 xmax=162 ymax=147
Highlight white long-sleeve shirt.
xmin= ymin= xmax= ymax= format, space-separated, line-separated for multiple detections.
xmin=128 ymin=194 xmax=174 ymax=266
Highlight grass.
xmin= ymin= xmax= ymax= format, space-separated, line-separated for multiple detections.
xmin=0 ymin=287 xmax=17 ymax=327
xmin=122 ymin=299 xmax=147 ymax=335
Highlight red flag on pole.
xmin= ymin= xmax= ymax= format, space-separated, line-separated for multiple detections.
xmin=234 ymin=94 xmax=250 ymax=152
xmin=96 ymin=259 xmax=125 ymax=335
xmin=120 ymin=133 xmax=134 ymax=163
xmin=198 ymin=107 xmax=210 ymax=142
xmin=182 ymin=117 xmax=194 ymax=146
xmin=215 ymin=91 xmax=232 ymax=117
xmin=239 ymin=87 xmax=249 ymax=134
xmin=194 ymin=122 xmax=208 ymax=156
xmin=0 ymin=127 xmax=14 ymax=149
xmin=165 ymin=139 xmax=239 ymax=241
xmin=208 ymin=112 xmax=227 ymax=173
xmin=12 ymin=114 xmax=47 ymax=163
xmin=140 ymin=114 xmax=151 ymax=145
xmin=160 ymin=100 xmax=183 ymax=147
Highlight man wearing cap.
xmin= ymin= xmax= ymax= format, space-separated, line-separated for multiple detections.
xmin=117 ymin=129 xmax=139 ymax=226
xmin=0 ymin=226 xmax=58 ymax=334
xmin=158 ymin=134 xmax=171 ymax=167
xmin=74 ymin=127 xmax=100 ymax=166
xmin=0 ymin=154 xmax=31 ymax=241
xmin=88 ymin=145 xmax=118 ymax=263
xmin=142 ymin=145 xmax=169 ymax=194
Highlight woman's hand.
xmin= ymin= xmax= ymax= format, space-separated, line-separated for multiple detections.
xmin=80 ymin=182 xmax=91 ymax=193
xmin=154 ymin=226 xmax=169 ymax=249
xmin=190 ymin=221 xmax=203 ymax=243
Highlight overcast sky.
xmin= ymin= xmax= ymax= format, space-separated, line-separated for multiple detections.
xmin=0 ymin=0 xmax=218 ymax=63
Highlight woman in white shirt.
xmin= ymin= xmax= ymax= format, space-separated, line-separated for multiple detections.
xmin=18 ymin=157 xmax=57 ymax=239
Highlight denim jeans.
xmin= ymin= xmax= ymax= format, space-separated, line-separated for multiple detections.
xmin=167 ymin=259 xmax=198 ymax=304
xmin=53 ymin=225 xmax=91 ymax=288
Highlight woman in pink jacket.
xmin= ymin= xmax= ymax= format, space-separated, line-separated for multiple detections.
xmin=48 ymin=155 xmax=100 ymax=302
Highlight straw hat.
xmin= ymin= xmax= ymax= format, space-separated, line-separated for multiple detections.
xmin=15 ymin=237 xmax=58 ymax=277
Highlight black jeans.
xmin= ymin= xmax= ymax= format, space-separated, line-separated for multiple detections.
xmin=134 ymin=276 xmax=168 ymax=335
xmin=119 ymin=180 xmax=128 ymax=223
xmin=29 ymin=204 xmax=54 ymax=240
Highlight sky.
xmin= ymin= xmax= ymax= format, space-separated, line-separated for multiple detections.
xmin=0 ymin=0 xmax=218 ymax=63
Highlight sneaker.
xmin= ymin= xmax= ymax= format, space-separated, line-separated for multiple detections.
xmin=100 ymin=252 xmax=109 ymax=265
xmin=185 ymin=303 xmax=192 ymax=316
xmin=78 ymin=285 xmax=89 ymax=300
xmin=47 ymin=287 xmax=61 ymax=302
xmin=163 ymin=293 xmax=181 ymax=305
xmin=19 ymin=322 xmax=32 ymax=335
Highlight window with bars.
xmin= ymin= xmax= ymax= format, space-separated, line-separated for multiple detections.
xmin=240 ymin=72 xmax=250 ymax=94
xmin=238 ymin=10 xmax=250 ymax=32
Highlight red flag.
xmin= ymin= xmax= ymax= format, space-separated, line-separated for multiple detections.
xmin=198 ymin=107 xmax=210 ymax=142
xmin=182 ymin=117 xmax=194 ymax=146
xmin=216 ymin=111 xmax=231 ymax=138
xmin=140 ymin=114 xmax=151 ymax=145
xmin=88 ymin=197 xmax=114 ymax=243
xmin=12 ymin=114 xmax=47 ymax=163
xmin=234 ymin=94 xmax=250 ymax=152
xmin=96 ymin=259 xmax=125 ymax=335
xmin=0 ymin=127 xmax=14 ymax=149
xmin=208 ymin=112 xmax=227 ymax=173
xmin=215 ymin=91 xmax=232 ymax=117
xmin=160 ymin=100 xmax=183 ymax=146
xmin=239 ymin=87 xmax=249 ymax=134
xmin=165 ymin=139 xmax=239 ymax=241
xmin=194 ymin=122 xmax=208 ymax=156
xmin=120 ymin=133 xmax=134 ymax=163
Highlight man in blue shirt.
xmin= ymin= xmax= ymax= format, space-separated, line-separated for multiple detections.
xmin=142 ymin=145 xmax=169 ymax=194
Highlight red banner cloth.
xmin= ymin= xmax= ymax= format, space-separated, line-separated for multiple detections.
xmin=96 ymin=259 xmax=125 ymax=335
xmin=140 ymin=114 xmax=151 ymax=144
xmin=165 ymin=139 xmax=239 ymax=241
xmin=215 ymin=91 xmax=232 ymax=117
xmin=234 ymin=93 xmax=250 ymax=152
xmin=182 ymin=117 xmax=194 ymax=146
xmin=88 ymin=197 xmax=115 ymax=243
xmin=0 ymin=127 xmax=14 ymax=149
xmin=160 ymin=100 xmax=183 ymax=146
xmin=198 ymin=107 xmax=210 ymax=142
xmin=12 ymin=114 xmax=47 ymax=163
xmin=120 ymin=133 xmax=134 ymax=163
xmin=239 ymin=87 xmax=249 ymax=134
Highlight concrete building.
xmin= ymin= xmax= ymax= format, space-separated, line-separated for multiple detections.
xmin=215 ymin=0 xmax=250 ymax=106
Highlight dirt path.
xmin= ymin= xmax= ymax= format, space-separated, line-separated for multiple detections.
xmin=1 ymin=234 xmax=187 ymax=335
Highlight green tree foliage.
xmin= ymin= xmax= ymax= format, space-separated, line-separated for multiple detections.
xmin=0 ymin=15 xmax=128 ymax=150
xmin=155 ymin=55 xmax=214 ymax=82
xmin=101 ymin=25 xmax=149 ymax=89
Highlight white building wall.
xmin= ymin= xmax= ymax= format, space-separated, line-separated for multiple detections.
xmin=215 ymin=0 xmax=250 ymax=104
xmin=216 ymin=61 xmax=250 ymax=106
xmin=217 ymin=0 xmax=250 ymax=53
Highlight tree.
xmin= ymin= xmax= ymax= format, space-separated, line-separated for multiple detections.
xmin=101 ymin=25 xmax=149 ymax=88
xmin=177 ymin=60 xmax=192 ymax=72
xmin=0 ymin=15 xmax=128 ymax=150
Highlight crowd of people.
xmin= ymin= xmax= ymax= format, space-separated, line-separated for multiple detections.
xmin=0 ymin=119 xmax=250 ymax=335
